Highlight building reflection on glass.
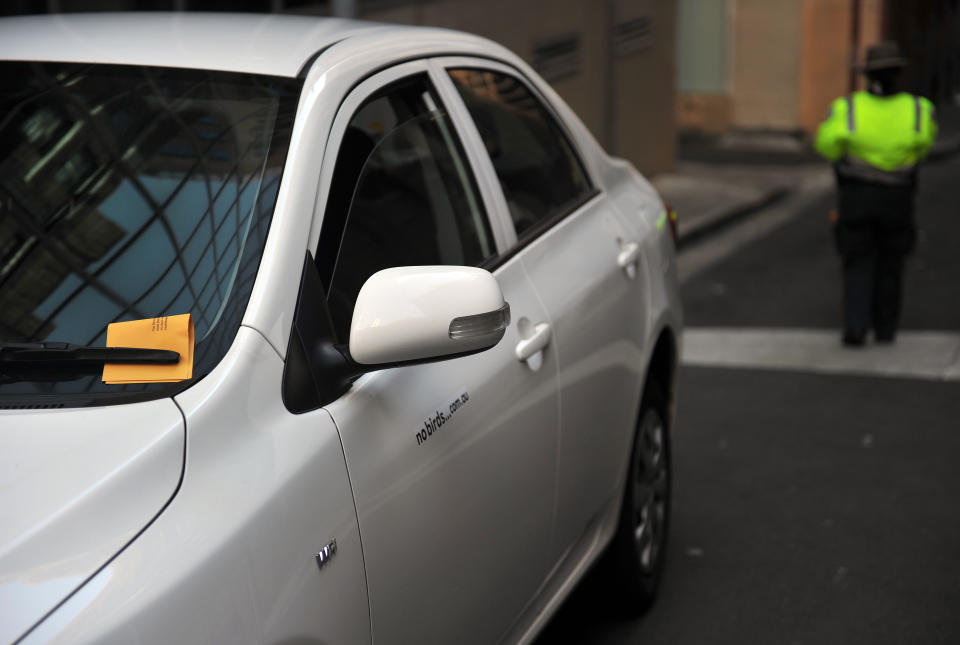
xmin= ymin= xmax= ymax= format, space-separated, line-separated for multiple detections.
xmin=0 ymin=63 xmax=299 ymax=395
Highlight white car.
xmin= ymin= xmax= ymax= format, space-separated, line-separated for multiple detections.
xmin=0 ymin=12 xmax=682 ymax=645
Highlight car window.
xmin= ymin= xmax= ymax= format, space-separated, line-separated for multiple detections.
xmin=319 ymin=74 xmax=495 ymax=341
xmin=0 ymin=62 xmax=300 ymax=405
xmin=448 ymin=68 xmax=592 ymax=238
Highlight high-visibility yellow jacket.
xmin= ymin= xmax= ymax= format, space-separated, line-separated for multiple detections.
xmin=815 ymin=91 xmax=937 ymax=184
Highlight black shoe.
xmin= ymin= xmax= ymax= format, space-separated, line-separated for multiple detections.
xmin=842 ymin=330 xmax=866 ymax=347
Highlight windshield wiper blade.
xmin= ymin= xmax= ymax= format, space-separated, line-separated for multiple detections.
xmin=0 ymin=342 xmax=180 ymax=367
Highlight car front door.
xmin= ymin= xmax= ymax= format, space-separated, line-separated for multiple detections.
xmin=314 ymin=62 xmax=559 ymax=645
xmin=441 ymin=62 xmax=650 ymax=570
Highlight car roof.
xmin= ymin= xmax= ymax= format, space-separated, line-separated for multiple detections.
xmin=0 ymin=12 xmax=460 ymax=78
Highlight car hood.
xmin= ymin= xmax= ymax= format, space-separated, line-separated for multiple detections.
xmin=0 ymin=399 xmax=184 ymax=643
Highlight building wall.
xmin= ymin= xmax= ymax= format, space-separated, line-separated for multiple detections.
xmin=675 ymin=0 xmax=731 ymax=133
xmin=677 ymin=0 xmax=728 ymax=93
xmin=675 ymin=0 xmax=889 ymax=136
xmin=798 ymin=0 xmax=884 ymax=134
xmin=883 ymin=0 xmax=960 ymax=101
xmin=731 ymin=0 xmax=804 ymax=130
xmin=798 ymin=0 xmax=851 ymax=133
xmin=857 ymin=0 xmax=884 ymax=66
xmin=612 ymin=0 xmax=676 ymax=175
xmin=3 ymin=0 xmax=678 ymax=175
xmin=368 ymin=0 xmax=606 ymax=141
xmin=366 ymin=0 xmax=677 ymax=175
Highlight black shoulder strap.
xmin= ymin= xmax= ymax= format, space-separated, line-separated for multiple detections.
xmin=914 ymin=95 xmax=922 ymax=133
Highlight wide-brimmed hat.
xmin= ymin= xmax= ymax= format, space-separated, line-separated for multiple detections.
xmin=857 ymin=41 xmax=907 ymax=72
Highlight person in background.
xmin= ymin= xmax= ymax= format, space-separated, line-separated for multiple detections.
xmin=815 ymin=41 xmax=937 ymax=347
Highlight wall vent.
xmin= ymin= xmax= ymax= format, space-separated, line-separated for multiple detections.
xmin=532 ymin=34 xmax=582 ymax=82
xmin=615 ymin=15 xmax=654 ymax=56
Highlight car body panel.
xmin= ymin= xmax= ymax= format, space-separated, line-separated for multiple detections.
xmin=424 ymin=54 xmax=681 ymax=641
xmin=426 ymin=59 xmax=519 ymax=252
xmin=429 ymin=55 xmax=654 ymax=565
xmin=0 ymin=12 xmax=378 ymax=77
xmin=518 ymin=194 xmax=649 ymax=559
xmin=310 ymin=55 xmax=558 ymax=644
xmin=0 ymin=401 xmax=184 ymax=644
xmin=0 ymin=13 xmax=683 ymax=644
xmin=18 ymin=327 xmax=369 ymax=645
xmin=605 ymin=157 xmax=684 ymax=356
xmin=325 ymin=255 xmax=560 ymax=645
xmin=239 ymin=26 xmax=531 ymax=360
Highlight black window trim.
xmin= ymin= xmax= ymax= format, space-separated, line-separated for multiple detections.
xmin=480 ymin=187 xmax=601 ymax=272
xmin=314 ymin=59 xmax=503 ymax=307
xmin=438 ymin=57 xmax=600 ymax=191
xmin=313 ymin=59 xmax=503 ymax=286
xmin=307 ymin=51 xmax=604 ymax=279
xmin=440 ymin=58 xmax=601 ymax=272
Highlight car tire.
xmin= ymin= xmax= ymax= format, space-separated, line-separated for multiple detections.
xmin=606 ymin=384 xmax=671 ymax=615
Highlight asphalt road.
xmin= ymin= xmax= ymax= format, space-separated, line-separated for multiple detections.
xmin=535 ymin=153 xmax=960 ymax=644
xmin=681 ymin=154 xmax=960 ymax=331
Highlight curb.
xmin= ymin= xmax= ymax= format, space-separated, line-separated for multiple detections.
xmin=673 ymin=133 xmax=959 ymax=251
xmin=676 ymin=186 xmax=791 ymax=250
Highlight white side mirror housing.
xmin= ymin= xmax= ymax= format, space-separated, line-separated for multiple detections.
xmin=349 ymin=266 xmax=510 ymax=366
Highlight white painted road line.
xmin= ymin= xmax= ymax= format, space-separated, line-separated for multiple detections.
xmin=682 ymin=328 xmax=960 ymax=381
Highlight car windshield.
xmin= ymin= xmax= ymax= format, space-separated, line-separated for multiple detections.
xmin=0 ymin=62 xmax=301 ymax=406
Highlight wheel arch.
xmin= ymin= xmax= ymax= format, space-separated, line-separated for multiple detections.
xmin=594 ymin=324 xmax=678 ymax=613
xmin=642 ymin=325 xmax=679 ymax=430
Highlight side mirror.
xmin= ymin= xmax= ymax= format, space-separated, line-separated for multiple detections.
xmin=349 ymin=266 xmax=510 ymax=365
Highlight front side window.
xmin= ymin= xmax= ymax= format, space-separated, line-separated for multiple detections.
xmin=319 ymin=74 xmax=494 ymax=340
xmin=449 ymin=68 xmax=592 ymax=237
xmin=0 ymin=62 xmax=300 ymax=405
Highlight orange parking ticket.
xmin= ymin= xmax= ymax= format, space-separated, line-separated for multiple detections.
xmin=102 ymin=314 xmax=195 ymax=384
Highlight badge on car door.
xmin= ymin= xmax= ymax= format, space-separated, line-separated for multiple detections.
xmin=315 ymin=539 xmax=337 ymax=570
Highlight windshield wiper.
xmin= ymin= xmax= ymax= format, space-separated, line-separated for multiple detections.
xmin=0 ymin=342 xmax=180 ymax=367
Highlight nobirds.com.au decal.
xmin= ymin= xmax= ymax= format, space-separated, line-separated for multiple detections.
xmin=415 ymin=390 xmax=469 ymax=447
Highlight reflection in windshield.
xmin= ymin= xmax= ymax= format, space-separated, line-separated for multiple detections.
xmin=0 ymin=63 xmax=301 ymax=404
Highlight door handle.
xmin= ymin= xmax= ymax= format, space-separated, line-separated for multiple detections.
xmin=617 ymin=241 xmax=640 ymax=279
xmin=515 ymin=322 xmax=551 ymax=362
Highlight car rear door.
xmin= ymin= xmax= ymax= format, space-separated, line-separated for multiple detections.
xmin=438 ymin=60 xmax=651 ymax=569
xmin=314 ymin=61 xmax=559 ymax=645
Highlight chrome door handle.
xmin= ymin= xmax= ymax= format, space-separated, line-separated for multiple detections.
xmin=617 ymin=241 xmax=640 ymax=279
xmin=515 ymin=322 xmax=551 ymax=362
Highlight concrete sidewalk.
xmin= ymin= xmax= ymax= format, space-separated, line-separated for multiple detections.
xmin=651 ymin=160 xmax=825 ymax=247
xmin=682 ymin=328 xmax=960 ymax=381
xmin=653 ymin=105 xmax=960 ymax=249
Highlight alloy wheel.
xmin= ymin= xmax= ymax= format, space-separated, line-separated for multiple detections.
xmin=632 ymin=409 xmax=668 ymax=573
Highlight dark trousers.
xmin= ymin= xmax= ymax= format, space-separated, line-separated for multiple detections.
xmin=841 ymin=250 xmax=904 ymax=338
xmin=834 ymin=177 xmax=916 ymax=339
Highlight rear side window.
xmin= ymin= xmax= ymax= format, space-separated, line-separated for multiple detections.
xmin=448 ymin=68 xmax=592 ymax=237
xmin=319 ymin=74 xmax=495 ymax=341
